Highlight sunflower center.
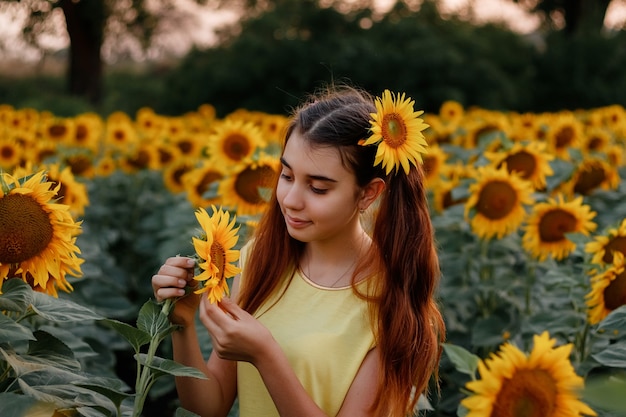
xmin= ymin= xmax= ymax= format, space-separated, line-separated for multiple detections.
xmin=75 ymin=124 xmax=88 ymax=142
xmin=234 ymin=165 xmax=276 ymax=204
xmin=538 ymin=209 xmax=577 ymax=243
xmin=504 ymin=151 xmax=536 ymax=179
xmin=602 ymin=237 xmax=626 ymax=264
xmin=491 ymin=369 xmax=557 ymax=417
xmin=113 ymin=129 xmax=126 ymax=142
xmin=177 ymin=140 xmax=193 ymax=154
xmin=223 ymin=134 xmax=252 ymax=161
xmin=423 ymin=155 xmax=437 ymax=177
xmin=173 ymin=166 xmax=192 ymax=187
xmin=66 ymin=155 xmax=92 ymax=176
xmin=574 ymin=164 xmax=606 ymax=195
xmin=0 ymin=194 xmax=54 ymax=264
xmin=1 ymin=144 xmax=16 ymax=160
xmin=603 ymin=270 xmax=626 ymax=310
xmin=195 ymin=170 xmax=223 ymax=197
xmin=158 ymin=148 xmax=175 ymax=165
xmin=48 ymin=124 xmax=67 ymax=140
xmin=476 ymin=180 xmax=518 ymax=220
xmin=127 ymin=150 xmax=150 ymax=169
xmin=587 ymin=136 xmax=603 ymax=151
xmin=210 ymin=242 xmax=226 ymax=281
xmin=382 ymin=114 xmax=407 ymax=148
xmin=555 ymin=126 xmax=575 ymax=149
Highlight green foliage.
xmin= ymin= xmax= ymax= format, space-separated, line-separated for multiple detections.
xmin=2 ymin=1 xmax=626 ymax=117
xmin=160 ymin=0 xmax=537 ymax=117
xmin=0 ymin=275 xmax=205 ymax=417
xmin=532 ymin=30 xmax=626 ymax=112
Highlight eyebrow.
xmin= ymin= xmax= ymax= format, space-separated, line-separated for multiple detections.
xmin=280 ymin=157 xmax=338 ymax=183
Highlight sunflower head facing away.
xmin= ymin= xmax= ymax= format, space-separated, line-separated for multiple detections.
xmin=585 ymin=218 xmax=626 ymax=266
xmin=0 ymin=170 xmax=83 ymax=296
xmin=586 ymin=251 xmax=626 ymax=325
xmin=192 ymin=205 xmax=241 ymax=304
xmin=360 ymin=89 xmax=429 ymax=175
xmin=462 ymin=331 xmax=597 ymax=417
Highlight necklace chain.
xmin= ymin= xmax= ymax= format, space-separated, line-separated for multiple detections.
xmin=304 ymin=256 xmax=358 ymax=288
xmin=302 ymin=233 xmax=367 ymax=288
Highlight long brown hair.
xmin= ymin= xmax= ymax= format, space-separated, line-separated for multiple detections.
xmin=237 ymin=85 xmax=445 ymax=416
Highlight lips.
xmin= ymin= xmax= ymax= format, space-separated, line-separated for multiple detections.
xmin=285 ymin=214 xmax=310 ymax=229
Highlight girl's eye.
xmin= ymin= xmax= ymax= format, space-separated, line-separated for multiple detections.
xmin=280 ymin=172 xmax=292 ymax=181
xmin=310 ymin=186 xmax=327 ymax=195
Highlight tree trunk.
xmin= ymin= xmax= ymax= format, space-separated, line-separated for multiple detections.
xmin=59 ymin=0 xmax=106 ymax=104
xmin=557 ymin=0 xmax=612 ymax=34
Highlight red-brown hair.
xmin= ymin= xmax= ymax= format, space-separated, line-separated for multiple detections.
xmin=237 ymin=85 xmax=445 ymax=416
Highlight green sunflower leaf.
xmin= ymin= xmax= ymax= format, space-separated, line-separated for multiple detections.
xmin=102 ymin=319 xmax=151 ymax=353
xmin=442 ymin=343 xmax=480 ymax=378
xmin=30 ymin=292 xmax=104 ymax=322
xmin=0 ymin=314 xmax=35 ymax=343
xmin=0 ymin=278 xmax=33 ymax=313
xmin=136 ymin=354 xmax=208 ymax=379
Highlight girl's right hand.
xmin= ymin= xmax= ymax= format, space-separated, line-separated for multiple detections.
xmin=152 ymin=256 xmax=200 ymax=326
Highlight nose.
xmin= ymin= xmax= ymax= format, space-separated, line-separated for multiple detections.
xmin=281 ymin=181 xmax=305 ymax=211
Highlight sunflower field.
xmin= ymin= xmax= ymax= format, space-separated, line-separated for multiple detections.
xmin=1 ymin=99 xmax=626 ymax=417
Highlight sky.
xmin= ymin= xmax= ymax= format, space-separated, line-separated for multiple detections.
xmin=1 ymin=0 xmax=625 ymax=63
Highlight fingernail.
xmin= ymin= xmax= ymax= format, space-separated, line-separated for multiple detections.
xmin=178 ymin=279 xmax=186 ymax=287
xmin=187 ymin=259 xmax=195 ymax=267
xmin=178 ymin=289 xmax=185 ymax=296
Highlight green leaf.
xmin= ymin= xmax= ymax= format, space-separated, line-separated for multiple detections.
xmin=28 ymin=330 xmax=81 ymax=372
xmin=442 ymin=343 xmax=480 ymax=378
xmin=0 ymin=279 xmax=33 ymax=313
xmin=0 ymin=392 xmax=40 ymax=417
xmin=137 ymin=299 xmax=173 ymax=340
xmin=136 ymin=354 xmax=208 ymax=380
xmin=591 ymin=340 xmax=626 ymax=368
xmin=30 ymin=292 xmax=104 ymax=322
xmin=583 ymin=376 xmax=626 ymax=413
xmin=73 ymin=377 xmax=131 ymax=409
xmin=597 ymin=305 xmax=626 ymax=336
xmin=470 ymin=317 xmax=508 ymax=347
xmin=75 ymin=406 xmax=112 ymax=417
xmin=0 ymin=314 xmax=35 ymax=343
xmin=102 ymin=319 xmax=151 ymax=353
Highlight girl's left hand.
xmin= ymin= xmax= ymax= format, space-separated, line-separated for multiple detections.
xmin=199 ymin=297 xmax=274 ymax=364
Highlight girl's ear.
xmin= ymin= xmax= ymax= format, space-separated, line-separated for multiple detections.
xmin=359 ymin=178 xmax=385 ymax=211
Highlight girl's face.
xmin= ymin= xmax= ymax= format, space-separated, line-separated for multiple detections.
xmin=276 ymin=131 xmax=363 ymax=244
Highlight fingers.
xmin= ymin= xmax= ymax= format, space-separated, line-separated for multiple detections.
xmin=152 ymin=256 xmax=196 ymax=302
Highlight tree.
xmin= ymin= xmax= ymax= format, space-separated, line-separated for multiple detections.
xmin=0 ymin=0 xmax=250 ymax=105
xmin=511 ymin=0 xmax=622 ymax=34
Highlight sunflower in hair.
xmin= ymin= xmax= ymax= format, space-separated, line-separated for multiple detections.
xmin=361 ymin=90 xmax=429 ymax=175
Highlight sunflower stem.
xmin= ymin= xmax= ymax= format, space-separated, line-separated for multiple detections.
xmin=132 ymin=331 xmax=161 ymax=417
xmin=525 ymin=261 xmax=537 ymax=316
xmin=576 ymin=321 xmax=591 ymax=365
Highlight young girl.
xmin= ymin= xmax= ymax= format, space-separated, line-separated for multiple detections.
xmin=152 ymin=86 xmax=445 ymax=417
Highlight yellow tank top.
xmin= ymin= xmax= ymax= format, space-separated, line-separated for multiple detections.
xmin=237 ymin=255 xmax=376 ymax=417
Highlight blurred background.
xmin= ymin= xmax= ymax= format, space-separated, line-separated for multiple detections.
xmin=1 ymin=0 xmax=626 ymax=118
